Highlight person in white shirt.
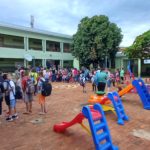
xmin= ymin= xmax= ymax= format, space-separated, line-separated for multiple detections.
xmin=3 ymin=74 xmax=18 ymax=121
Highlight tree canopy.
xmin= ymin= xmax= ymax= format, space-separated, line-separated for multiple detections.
xmin=125 ymin=30 xmax=150 ymax=58
xmin=71 ymin=15 xmax=123 ymax=67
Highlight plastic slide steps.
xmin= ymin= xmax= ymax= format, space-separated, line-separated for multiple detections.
xmin=82 ymin=103 xmax=119 ymax=150
xmin=107 ymin=92 xmax=129 ymax=125
xmin=132 ymin=79 xmax=150 ymax=110
xmin=53 ymin=107 xmax=101 ymax=133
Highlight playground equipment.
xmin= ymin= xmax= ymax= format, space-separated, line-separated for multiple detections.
xmin=90 ymin=91 xmax=129 ymax=125
xmin=132 ymin=79 xmax=150 ymax=110
xmin=53 ymin=106 xmax=101 ymax=134
xmin=88 ymin=79 xmax=150 ymax=110
xmin=88 ymin=83 xmax=134 ymax=104
xmin=107 ymin=92 xmax=129 ymax=125
xmin=54 ymin=103 xmax=119 ymax=150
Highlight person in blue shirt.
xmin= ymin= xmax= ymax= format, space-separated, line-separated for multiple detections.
xmin=96 ymin=68 xmax=108 ymax=92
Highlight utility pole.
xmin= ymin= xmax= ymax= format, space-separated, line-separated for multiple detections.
xmin=30 ymin=15 xmax=34 ymax=28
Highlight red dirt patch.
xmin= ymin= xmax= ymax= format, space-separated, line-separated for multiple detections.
xmin=0 ymin=82 xmax=150 ymax=150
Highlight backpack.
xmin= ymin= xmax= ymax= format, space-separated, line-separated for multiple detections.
xmin=0 ymin=82 xmax=4 ymax=99
xmin=26 ymin=79 xmax=35 ymax=94
xmin=15 ymin=85 xmax=23 ymax=99
xmin=41 ymin=80 xmax=52 ymax=97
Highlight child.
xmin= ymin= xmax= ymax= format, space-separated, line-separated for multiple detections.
xmin=79 ymin=71 xmax=86 ymax=93
xmin=5 ymin=74 xmax=18 ymax=121
xmin=22 ymin=71 xmax=34 ymax=114
xmin=115 ymin=69 xmax=120 ymax=86
xmin=106 ymin=70 xmax=111 ymax=92
xmin=37 ymin=72 xmax=47 ymax=115
xmin=91 ymin=73 xmax=97 ymax=92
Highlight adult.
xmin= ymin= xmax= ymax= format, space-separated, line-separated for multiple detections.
xmin=96 ymin=68 xmax=108 ymax=92
xmin=120 ymin=68 xmax=125 ymax=83
xmin=51 ymin=68 xmax=56 ymax=82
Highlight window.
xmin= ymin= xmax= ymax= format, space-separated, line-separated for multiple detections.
xmin=46 ymin=41 xmax=60 ymax=52
xmin=141 ymin=59 xmax=150 ymax=77
xmin=63 ymin=43 xmax=71 ymax=53
xmin=63 ymin=60 xmax=73 ymax=68
xmin=0 ymin=34 xmax=24 ymax=49
xmin=0 ymin=37 xmax=3 ymax=46
xmin=29 ymin=38 xmax=42 ymax=50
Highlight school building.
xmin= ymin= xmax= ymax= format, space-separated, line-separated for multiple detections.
xmin=0 ymin=22 xmax=149 ymax=77
xmin=0 ymin=22 xmax=79 ymax=72
xmin=115 ymin=49 xmax=150 ymax=77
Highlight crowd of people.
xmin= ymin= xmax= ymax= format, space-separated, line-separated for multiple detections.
xmin=0 ymin=67 xmax=52 ymax=122
xmin=0 ymin=65 xmax=129 ymax=122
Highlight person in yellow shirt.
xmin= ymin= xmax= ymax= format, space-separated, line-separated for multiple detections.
xmin=29 ymin=68 xmax=38 ymax=95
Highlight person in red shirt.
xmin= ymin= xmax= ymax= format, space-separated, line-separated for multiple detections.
xmin=22 ymin=71 xmax=34 ymax=114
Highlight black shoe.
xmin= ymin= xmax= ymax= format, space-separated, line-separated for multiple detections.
xmin=6 ymin=117 xmax=13 ymax=122
xmin=12 ymin=115 xmax=18 ymax=120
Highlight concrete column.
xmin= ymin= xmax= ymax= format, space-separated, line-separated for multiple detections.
xmin=60 ymin=42 xmax=64 ymax=68
xmin=60 ymin=42 xmax=63 ymax=53
xmin=24 ymin=37 xmax=26 ymax=50
xmin=60 ymin=60 xmax=63 ymax=68
xmin=138 ymin=58 xmax=141 ymax=77
xmin=24 ymin=37 xmax=29 ymax=51
xmin=121 ymin=58 xmax=123 ymax=68
xmin=42 ymin=39 xmax=46 ymax=52
xmin=42 ymin=59 xmax=46 ymax=68
xmin=24 ymin=59 xmax=27 ymax=67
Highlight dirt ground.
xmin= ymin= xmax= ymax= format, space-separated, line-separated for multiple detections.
xmin=0 ymin=82 xmax=150 ymax=150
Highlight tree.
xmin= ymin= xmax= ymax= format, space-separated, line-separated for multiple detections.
xmin=125 ymin=30 xmax=150 ymax=58
xmin=71 ymin=15 xmax=123 ymax=67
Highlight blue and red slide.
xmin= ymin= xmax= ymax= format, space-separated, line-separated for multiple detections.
xmin=132 ymin=79 xmax=150 ymax=110
xmin=53 ymin=106 xmax=101 ymax=133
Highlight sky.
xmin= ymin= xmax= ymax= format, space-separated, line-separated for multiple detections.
xmin=0 ymin=0 xmax=150 ymax=47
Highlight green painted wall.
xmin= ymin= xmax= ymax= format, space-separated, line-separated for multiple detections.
xmin=0 ymin=25 xmax=79 ymax=69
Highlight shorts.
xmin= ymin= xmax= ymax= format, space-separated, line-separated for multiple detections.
xmin=10 ymin=99 xmax=16 ymax=109
xmin=107 ymin=80 xmax=111 ymax=88
xmin=38 ymin=94 xmax=46 ymax=104
xmin=97 ymin=82 xmax=106 ymax=92
xmin=24 ymin=93 xmax=33 ymax=103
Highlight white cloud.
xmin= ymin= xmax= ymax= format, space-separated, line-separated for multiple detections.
xmin=0 ymin=0 xmax=150 ymax=47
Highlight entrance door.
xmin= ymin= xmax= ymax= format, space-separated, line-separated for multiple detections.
xmin=46 ymin=60 xmax=60 ymax=69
